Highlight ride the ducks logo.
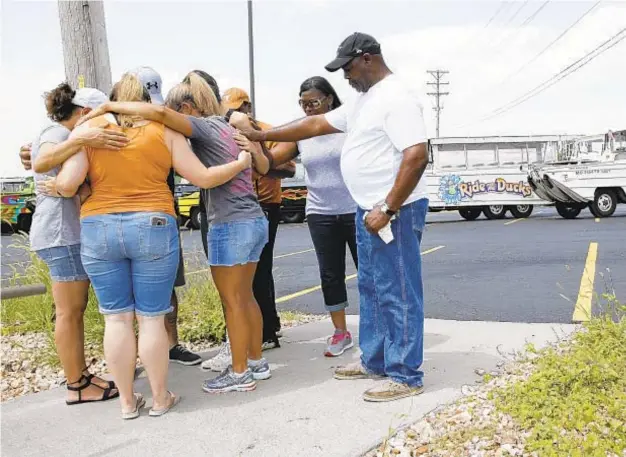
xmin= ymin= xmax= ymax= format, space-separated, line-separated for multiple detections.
xmin=438 ymin=175 xmax=532 ymax=204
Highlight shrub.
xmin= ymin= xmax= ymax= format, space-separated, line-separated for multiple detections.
xmin=492 ymin=296 xmax=626 ymax=457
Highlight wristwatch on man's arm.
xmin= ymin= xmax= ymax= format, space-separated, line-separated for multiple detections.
xmin=380 ymin=202 xmax=396 ymax=217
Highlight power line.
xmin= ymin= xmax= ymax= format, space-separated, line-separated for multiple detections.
xmin=517 ymin=0 xmax=551 ymax=30
xmin=501 ymin=0 xmax=530 ymax=29
xmin=426 ymin=70 xmax=450 ymax=138
xmin=483 ymin=1 xmax=510 ymax=29
xmin=482 ymin=0 xmax=529 ymax=53
xmin=491 ymin=0 xmax=550 ymax=53
xmin=454 ymin=0 xmax=552 ymax=113
xmin=501 ymin=1 xmax=602 ymax=84
xmin=470 ymin=27 xmax=626 ymax=125
xmin=445 ymin=1 xmax=510 ymax=64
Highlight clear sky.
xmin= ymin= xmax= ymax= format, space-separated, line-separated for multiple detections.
xmin=1 ymin=0 xmax=625 ymax=177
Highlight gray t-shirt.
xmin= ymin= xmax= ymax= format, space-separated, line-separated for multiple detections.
xmin=297 ymin=133 xmax=357 ymax=216
xmin=188 ymin=116 xmax=263 ymax=224
xmin=29 ymin=124 xmax=82 ymax=251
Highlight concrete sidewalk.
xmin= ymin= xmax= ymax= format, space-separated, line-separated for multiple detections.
xmin=0 ymin=316 xmax=575 ymax=457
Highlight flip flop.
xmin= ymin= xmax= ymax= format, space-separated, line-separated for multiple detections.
xmin=122 ymin=393 xmax=145 ymax=420
xmin=149 ymin=391 xmax=181 ymax=417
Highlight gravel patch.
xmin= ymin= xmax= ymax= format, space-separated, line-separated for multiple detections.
xmin=364 ymin=359 xmax=538 ymax=457
xmin=1 ymin=312 xmax=323 ymax=403
xmin=1 ymin=333 xmax=106 ymax=402
xmin=365 ymin=345 xmax=626 ymax=457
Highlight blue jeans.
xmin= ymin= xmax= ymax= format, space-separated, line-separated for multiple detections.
xmin=80 ymin=212 xmax=179 ymax=317
xmin=207 ymin=216 xmax=269 ymax=266
xmin=356 ymin=198 xmax=428 ymax=387
xmin=35 ymin=244 xmax=88 ymax=282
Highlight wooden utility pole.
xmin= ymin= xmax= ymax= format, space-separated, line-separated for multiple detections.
xmin=57 ymin=1 xmax=112 ymax=94
xmin=247 ymin=0 xmax=257 ymax=118
xmin=427 ymin=70 xmax=450 ymax=138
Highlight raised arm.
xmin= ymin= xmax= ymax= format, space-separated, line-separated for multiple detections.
xmin=167 ymin=128 xmax=250 ymax=189
xmin=269 ymin=142 xmax=299 ymax=167
xmin=78 ymin=102 xmax=194 ymax=137
xmin=55 ymin=150 xmax=89 ymax=198
xmin=33 ymin=126 xmax=128 ymax=173
xmin=229 ymin=112 xmax=271 ymax=175
xmin=240 ymin=115 xmax=340 ymax=143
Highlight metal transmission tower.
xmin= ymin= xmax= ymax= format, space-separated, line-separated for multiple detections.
xmin=57 ymin=0 xmax=112 ymax=94
xmin=426 ymin=70 xmax=450 ymax=137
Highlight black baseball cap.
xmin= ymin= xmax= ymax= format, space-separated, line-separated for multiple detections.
xmin=325 ymin=32 xmax=382 ymax=72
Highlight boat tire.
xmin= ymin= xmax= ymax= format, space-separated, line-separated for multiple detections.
xmin=555 ymin=203 xmax=582 ymax=219
xmin=509 ymin=205 xmax=533 ymax=219
xmin=482 ymin=205 xmax=506 ymax=220
xmin=458 ymin=207 xmax=482 ymax=221
xmin=591 ymin=189 xmax=617 ymax=218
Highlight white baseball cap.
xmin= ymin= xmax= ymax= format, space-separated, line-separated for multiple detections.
xmin=129 ymin=66 xmax=164 ymax=105
xmin=72 ymin=88 xmax=109 ymax=109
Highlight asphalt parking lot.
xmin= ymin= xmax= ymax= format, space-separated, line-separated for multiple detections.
xmin=2 ymin=205 xmax=625 ymax=324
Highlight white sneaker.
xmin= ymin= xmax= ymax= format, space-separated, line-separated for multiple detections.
xmin=201 ymin=341 xmax=231 ymax=372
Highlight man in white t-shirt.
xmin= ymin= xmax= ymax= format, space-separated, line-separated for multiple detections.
xmin=242 ymin=32 xmax=430 ymax=402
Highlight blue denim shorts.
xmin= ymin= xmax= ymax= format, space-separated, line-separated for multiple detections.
xmin=80 ymin=212 xmax=179 ymax=317
xmin=35 ymin=244 xmax=89 ymax=282
xmin=207 ymin=216 xmax=269 ymax=266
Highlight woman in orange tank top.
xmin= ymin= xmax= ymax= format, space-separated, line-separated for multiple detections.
xmin=79 ymin=73 xmax=277 ymax=395
xmin=54 ymin=73 xmax=255 ymax=420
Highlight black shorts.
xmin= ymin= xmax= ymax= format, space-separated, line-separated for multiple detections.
xmin=174 ymin=233 xmax=185 ymax=287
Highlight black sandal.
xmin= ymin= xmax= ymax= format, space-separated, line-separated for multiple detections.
xmin=81 ymin=363 xmax=117 ymax=390
xmin=66 ymin=374 xmax=119 ymax=406
xmin=84 ymin=372 xmax=117 ymax=391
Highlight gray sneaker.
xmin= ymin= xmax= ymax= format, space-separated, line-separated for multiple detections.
xmin=325 ymin=330 xmax=354 ymax=357
xmin=201 ymin=341 xmax=231 ymax=372
xmin=248 ymin=358 xmax=271 ymax=380
xmin=202 ymin=366 xmax=256 ymax=394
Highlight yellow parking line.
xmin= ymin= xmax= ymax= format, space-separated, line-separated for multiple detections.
xmin=276 ymin=245 xmax=445 ymax=304
xmin=421 ymin=245 xmax=446 ymax=255
xmin=504 ymin=218 xmax=525 ymax=226
xmin=274 ymin=248 xmax=315 ymax=259
xmin=276 ymin=274 xmax=357 ymax=304
xmin=572 ymin=242 xmax=598 ymax=323
xmin=185 ymin=248 xmax=316 ymax=277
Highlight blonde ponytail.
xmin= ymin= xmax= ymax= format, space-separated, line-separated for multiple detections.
xmin=186 ymin=73 xmax=222 ymax=117
xmin=110 ymin=73 xmax=150 ymax=127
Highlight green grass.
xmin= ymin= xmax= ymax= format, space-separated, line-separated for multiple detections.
xmin=1 ymin=235 xmax=318 ymax=369
xmin=492 ymin=295 xmax=626 ymax=457
xmin=1 ymin=236 xmax=225 ymax=366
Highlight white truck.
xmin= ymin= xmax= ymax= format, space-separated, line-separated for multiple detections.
xmin=528 ymin=129 xmax=626 ymax=218
xmin=426 ymin=135 xmax=578 ymax=220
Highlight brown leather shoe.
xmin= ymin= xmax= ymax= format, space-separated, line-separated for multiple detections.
xmin=363 ymin=381 xmax=424 ymax=402
xmin=333 ymin=361 xmax=385 ymax=380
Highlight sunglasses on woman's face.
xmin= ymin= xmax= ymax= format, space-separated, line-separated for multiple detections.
xmin=298 ymin=98 xmax=326 ymax=110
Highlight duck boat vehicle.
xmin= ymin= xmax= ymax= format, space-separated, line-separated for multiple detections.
xmin=528 ymin=130 xmax=626 ymax=219
xmin=426 ymin=135 xmax=578 ymax=221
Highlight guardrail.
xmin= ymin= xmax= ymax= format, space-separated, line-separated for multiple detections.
xmin=0 ymin=284 xmax=47 ymax=300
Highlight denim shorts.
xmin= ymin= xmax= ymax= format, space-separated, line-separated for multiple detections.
xmin=80 ymin=212 xmax=179 ymax=317
xmin=207 ymin=216 xmax=269 ymax=266
xmin=35 ymin=244 xmax=89 ymax=282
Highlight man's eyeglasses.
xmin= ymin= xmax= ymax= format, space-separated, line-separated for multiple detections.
xmin=299 ymin=98 xmax=326 ymax=109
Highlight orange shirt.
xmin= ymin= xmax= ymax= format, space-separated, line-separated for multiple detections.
xmin=80 ymin=116 xmax=175 ymax=218
xmin=253 ymin=120 xmax=290 ymax=205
